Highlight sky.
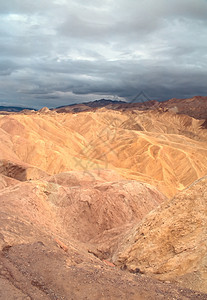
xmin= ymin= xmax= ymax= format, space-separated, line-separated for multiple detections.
xmin=0 ymin=0 xmax=207 ymax=109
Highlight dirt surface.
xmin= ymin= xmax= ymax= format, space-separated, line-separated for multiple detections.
xmin=1 ymin=238 xmax=207 ymax=300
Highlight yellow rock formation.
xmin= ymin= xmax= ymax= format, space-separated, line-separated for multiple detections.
xmin=0 ymin=109 xmax=207 ymax=197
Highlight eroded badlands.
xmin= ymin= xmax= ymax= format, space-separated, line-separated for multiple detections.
xmin=0 ymin=106 xmax=207 ymax=299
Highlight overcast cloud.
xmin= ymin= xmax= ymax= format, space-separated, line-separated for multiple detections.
xmin=0 ymin=0 xmax=207 ymax=108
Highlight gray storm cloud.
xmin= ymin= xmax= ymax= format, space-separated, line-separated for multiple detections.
xmin=0 ymin=0 xmax=207 ymax=108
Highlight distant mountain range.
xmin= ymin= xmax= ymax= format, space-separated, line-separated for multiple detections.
xmin=56 ymin=99 xmax=126 ymax=109
xmin=0 ymin=106 xmax=35 ymax=112
xmin=54 ymin=98 xmax=159 ymax=114
xmin=54 ymin=96 xmax=207 ymax=119
xmin=1 ymin=96 xmax=207 ymax=119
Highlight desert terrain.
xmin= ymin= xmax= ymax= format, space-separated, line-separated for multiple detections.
xmin=0 ymin=97 xmax=207 ymax=299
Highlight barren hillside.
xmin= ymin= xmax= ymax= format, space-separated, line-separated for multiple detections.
xmin=0 ymin=107 xmax=207 ymax=299
xmin=114 ymin=175 xmax=207 ymax=293
xmin=0 ymin=109 xmax=207 ymax=197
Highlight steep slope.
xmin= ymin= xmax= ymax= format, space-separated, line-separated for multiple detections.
xmin=0 ymin=114 xmax=86 ymax=174
xmin=50 ymin=109 xmax=207 ymax=197
xmin=115 ymin=175 xmax=207 ymax=293
xmin=0 ymin=110 xmax=207 ymax=197
xmin=0 ymin=171 xmax=206 ymax=299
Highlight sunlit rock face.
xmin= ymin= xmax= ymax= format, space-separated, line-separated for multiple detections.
xmin=115 ymin=176 xmax=207 ymax=293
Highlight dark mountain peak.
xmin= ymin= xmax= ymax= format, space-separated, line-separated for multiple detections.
xmin=55 ymin=99 xmax=126 ymax=110
xmin=85 ymin=99 xmax=126 ymax=108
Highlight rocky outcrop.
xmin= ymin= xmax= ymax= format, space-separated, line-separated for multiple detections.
xmin=115 ymin=175 xmax=207 ymax=293
xmin=0 ymin=159 xmax=48 ymax=181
